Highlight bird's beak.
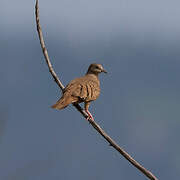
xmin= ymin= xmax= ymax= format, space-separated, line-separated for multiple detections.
xmin=102 ymin=69 xmax=107 ymax=73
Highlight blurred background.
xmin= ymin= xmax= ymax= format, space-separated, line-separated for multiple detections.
xmin=1 ymin=0 xmax=180 ymax=179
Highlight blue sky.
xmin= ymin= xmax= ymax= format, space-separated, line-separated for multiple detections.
xmin=1 ymin=0 xmax=180 ymax=180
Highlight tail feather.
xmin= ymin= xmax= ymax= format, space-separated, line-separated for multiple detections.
xmin=51 ymin=98 xmax=68 ymax=109
xmin=51 ymin=96 xmax=73 ymax=110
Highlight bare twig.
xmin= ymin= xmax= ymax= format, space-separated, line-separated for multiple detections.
xmin=35 ymin=1 xmax=158 ymax=180
xmin=35 ymin=0 xmax=64 ymax=91
xmin=35 ymin=0 xmax=89 ymax=118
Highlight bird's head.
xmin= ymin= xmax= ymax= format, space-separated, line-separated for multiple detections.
xmin=87 ymin=63 xmax=107 ymax=75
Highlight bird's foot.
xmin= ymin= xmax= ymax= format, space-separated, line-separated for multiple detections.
xmin=85 ymin=110 xmax=94 ymax=121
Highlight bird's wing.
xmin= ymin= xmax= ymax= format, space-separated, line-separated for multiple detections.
xmin=64 ymin=77 xmax=88 ymax=100
xmin=65 ymin=76 xmax=100 ymax=102
xmin=86 ymin=80 xmax=100 ymax=101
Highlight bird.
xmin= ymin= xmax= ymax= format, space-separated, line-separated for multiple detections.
xmin=51 ymin=63 xmax=107 ymax=121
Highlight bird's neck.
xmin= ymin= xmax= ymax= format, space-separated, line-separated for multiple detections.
xmin=86 ymin=72 xmax=99 ymax=79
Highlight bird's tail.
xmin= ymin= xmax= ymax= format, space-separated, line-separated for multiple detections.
xmin=51 ymin=96 xmax=72 ymax=110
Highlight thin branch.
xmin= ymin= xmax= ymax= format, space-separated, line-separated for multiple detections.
xmin=35 ymin=0 xmax=64 ymax=91
xmin=35 ymin=1 xmax=158 ymax=180
xmin=35 ymin=0 xmax=88 ymax=118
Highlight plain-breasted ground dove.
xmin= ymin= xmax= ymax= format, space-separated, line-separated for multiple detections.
xmin=51 ymin=63 xmax=107 ymax=120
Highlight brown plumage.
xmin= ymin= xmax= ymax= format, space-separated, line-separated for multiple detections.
xmin=51 ymin=63 xmax=107 ymax=120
